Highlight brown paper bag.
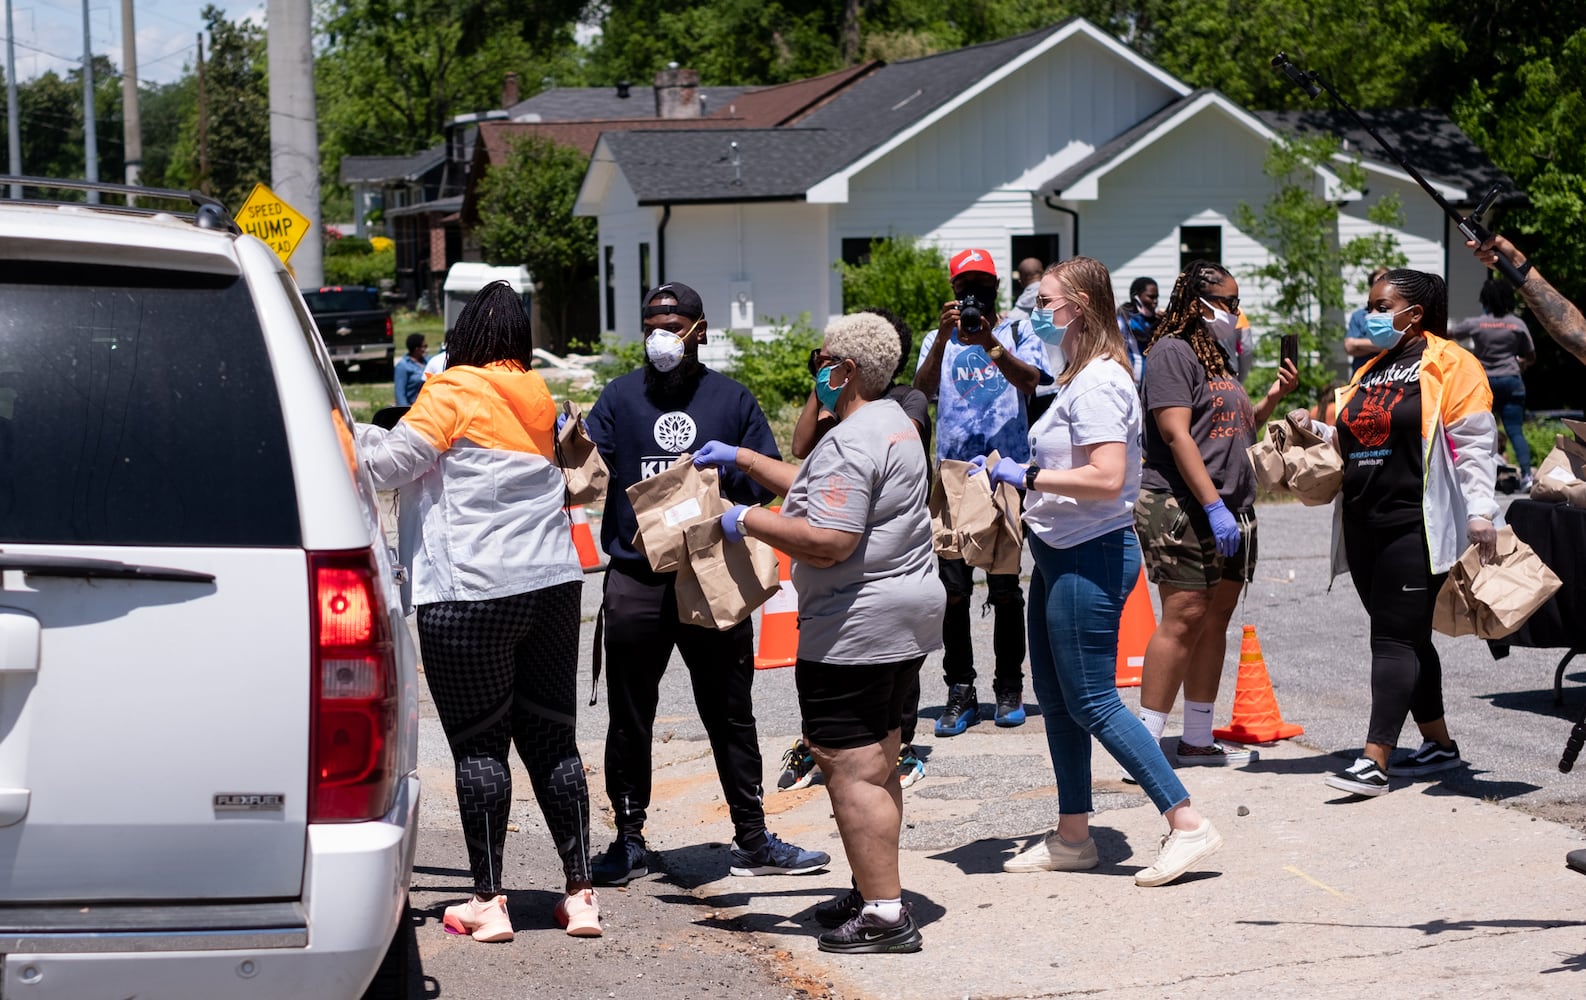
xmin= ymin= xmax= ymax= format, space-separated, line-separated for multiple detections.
xmin=627 ymin=458 xmax=727 ymax=574
xmin=557 ymin=400 xmax=609 ymax=505
xmin=678 ymin=518 xmax=781 ymax=630
xmin=1249 ymin=421 xmax=1290 ymax=493
xmin=1531 ymin=418 xmax=1586 ymax=507
xmin=959 ymin=451 xmax=1024 ymax=575
xmin=1281 ymin=417 xmax=1344 ymax=506
xmin=1433 ymin=526 xmax=1563 ymax=639
xmin=929 ymin=460 xmax=973 ymax=558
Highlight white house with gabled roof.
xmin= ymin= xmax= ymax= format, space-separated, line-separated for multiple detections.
xmin=574 ymin=16 xmax=1507 ymax=365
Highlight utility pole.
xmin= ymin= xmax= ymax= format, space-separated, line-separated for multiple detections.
xmin=5 ymin=0 xmax=20 ymax=198
xmin=81 ymin=0 xmax=98 ymax=203
xmin=120 ymin=0 xmax=140 ymax=191
xmin=267 ymin=0 xmax=322 ymax=286
xmin=196 ymin=33 xmax=208 ymax=194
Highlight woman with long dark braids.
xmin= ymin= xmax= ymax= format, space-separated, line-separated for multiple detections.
xmin=1133 ymin=260 xmax=1298 ymax=767
xmin=356 ymin=281 xmax=602 ymax=940
xmin=1296 ymin=268 xmax=1498 ymax=796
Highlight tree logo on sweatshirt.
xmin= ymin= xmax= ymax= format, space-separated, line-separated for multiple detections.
xmin=653 ymin=411 xmax=697 ymax=452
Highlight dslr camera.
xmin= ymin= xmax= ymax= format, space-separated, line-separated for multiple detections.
xmin=958 ymin=291 xmax=988 ymax=336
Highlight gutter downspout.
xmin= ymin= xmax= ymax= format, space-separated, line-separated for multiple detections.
xmin=1044 ymin=195 xmax=1078 ymax=258
xmin=657 ymin=204 xmax=671 ymax=285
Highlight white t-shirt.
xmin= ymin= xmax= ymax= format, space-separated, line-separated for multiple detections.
xmin=780 ymin=399 xmax=944 ymax=665
xmin=1023 ymin=357 xmax=1142 ymax=549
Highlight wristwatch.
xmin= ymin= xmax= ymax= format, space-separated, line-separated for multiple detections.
xmin=987 ymin=343 xmax=1006 ymax=361
xmin=1024 ymin=463 xmax=1041 ymax=491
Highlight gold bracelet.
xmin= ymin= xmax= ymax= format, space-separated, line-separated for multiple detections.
xmin=744 ymin=452 xmax=758 ymax=474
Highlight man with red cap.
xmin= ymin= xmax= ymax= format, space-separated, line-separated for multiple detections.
xmin=914 ymin=249 xmax=1053 ymax=736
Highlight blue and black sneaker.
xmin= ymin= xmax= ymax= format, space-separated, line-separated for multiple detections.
xmin=994 ymin=688 xmax=1027 ymax=728
xmin=728 ymin=832 xmax=830 ymax=876
xmin=934 ymin=683 xmax=980 ymax=738
xmin=591 ymin=836 xmax=648 ymax=887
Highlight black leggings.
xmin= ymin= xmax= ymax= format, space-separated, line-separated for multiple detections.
xmin=1344 ymin=520 xmax=1448 ymax=747
xmin=417 ymin=582 xmax=590 ymax=895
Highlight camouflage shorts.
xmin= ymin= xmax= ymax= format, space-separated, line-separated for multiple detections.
xmin=1133 ymin=489 xmax=1257 ymax=590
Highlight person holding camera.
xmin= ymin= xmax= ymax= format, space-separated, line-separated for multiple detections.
xmin=914 ymin=248 xmax=1053 ymax=736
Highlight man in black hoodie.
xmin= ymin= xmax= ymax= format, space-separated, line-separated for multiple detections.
xmin=585 ymin=282 xmax=829 ymax=885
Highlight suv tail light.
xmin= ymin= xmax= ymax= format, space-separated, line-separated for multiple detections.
xmin=385 ymin=315 xmax=394 ymax=341
xmin=309 ymin=549 xmax=398 ymax=822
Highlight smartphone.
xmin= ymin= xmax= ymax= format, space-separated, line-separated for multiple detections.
xmin=1280 ymin=334 xmax=1300 ymax=370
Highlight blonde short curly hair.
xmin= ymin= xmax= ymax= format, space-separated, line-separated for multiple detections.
xmin=823 ymin=312 xmax=901 ymax=399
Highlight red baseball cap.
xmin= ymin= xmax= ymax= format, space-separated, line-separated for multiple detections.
xmin=949 ymin=248 xmax=997 ymax=280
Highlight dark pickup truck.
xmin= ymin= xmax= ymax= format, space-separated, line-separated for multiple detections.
xmin=300 ymin=285 xmax=393 ymax=370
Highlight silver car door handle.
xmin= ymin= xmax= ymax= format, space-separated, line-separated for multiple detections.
xmin=0 ymin=789 xmax=28 ymax=827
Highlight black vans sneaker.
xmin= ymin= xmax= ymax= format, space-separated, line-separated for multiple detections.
xmin=1324 ymin=757 xmax=1390 ymax=797
xmin=814 ymin=885 xmax=864 ymax=928
xmin=816 ymin=906 xmax=923 ymax=954
xmin=1392 ymin=740 xmax=1463 ymax=778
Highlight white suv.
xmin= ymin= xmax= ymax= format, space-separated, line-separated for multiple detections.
xmin=0 ymin=179 xmax=421 ymax=998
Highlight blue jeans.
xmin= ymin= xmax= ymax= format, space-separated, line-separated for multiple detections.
xmin=1027 ymin=527 xmax=1189 ymax=815
xmin=1488 ymin=374 xmax=1530 ymax=474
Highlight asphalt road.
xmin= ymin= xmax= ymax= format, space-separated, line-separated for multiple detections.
xmin=400 ymin=495 xmax=1586 ymax=999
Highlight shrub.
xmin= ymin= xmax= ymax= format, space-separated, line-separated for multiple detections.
xmin=727 ymin=314 xmax=824 ymax=409
xmin=322 ymin=246 xmax=395 ymax=286
xmin=1520 ymin=418 xmax=1567 ymax=470
xmin=326 ymin=236 xmax=374 ymax=257
xmin=592 ymin=334 xmax=646 ymax=389
xmin=837 ymin=234 xmax=951 ymax=383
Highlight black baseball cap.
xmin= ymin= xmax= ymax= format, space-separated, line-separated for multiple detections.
xmin=642 ymin=282 xmax=704 ymax=320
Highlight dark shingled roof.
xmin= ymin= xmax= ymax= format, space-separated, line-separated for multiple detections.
xmin=1256 ymin=108 xmax=1519 ymax=206
xmin=603 ymin=129 xmax=858 ymax=204
xmin=507 ymin=84 xmax=750 ymax=122
xmin=339 ymin=146 xmax=446 ymax=185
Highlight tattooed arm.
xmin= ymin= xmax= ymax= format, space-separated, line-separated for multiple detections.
xmin=1469 ymin=235 xmax=1586 ymax=365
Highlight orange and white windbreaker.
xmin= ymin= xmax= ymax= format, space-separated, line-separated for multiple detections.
xmin=1327 ymin=334 xmax=1499 ymax=578
xmin=355 ymin=361 xmax=579 ymax=606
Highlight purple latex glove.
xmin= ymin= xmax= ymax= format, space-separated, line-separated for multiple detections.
xmin=555 ymin=411 xmax=570 ymax=434
xmin=721 ymin=504 xmax=749 ymax=543
xmin=692 ymin=439 xmax=739 ymax=471
xmin=1203 ymin=498 xmax=1241 ymax=558
xmin=967 ymin=455 xmax=988 ymax=474
xmin=988 ymin=456 xmax=1026 ymax=490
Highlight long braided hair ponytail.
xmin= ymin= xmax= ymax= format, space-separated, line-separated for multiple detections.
xmin=1382 ymin=268 xmax=1447 ymax=336
xmin=1145 ymin=259 xmax=1234 ymax=381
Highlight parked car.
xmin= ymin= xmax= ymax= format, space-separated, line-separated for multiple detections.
xmin=0 ymin=177 xmax=421 ymax=999
xmin=301 ymin=285 xmax=395 ymax=372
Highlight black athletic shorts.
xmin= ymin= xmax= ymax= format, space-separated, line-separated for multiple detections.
xmin=795 ymin=656 xmax=926 ymax=750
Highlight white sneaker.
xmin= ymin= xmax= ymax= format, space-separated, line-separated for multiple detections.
xmin=1134 ymin=819 xmax=1224 ymax=887
xmin=1175 ymin=741 xmax=1257 ymax=766
xmin=1004 ymin=831 xmax=1099 ymax=873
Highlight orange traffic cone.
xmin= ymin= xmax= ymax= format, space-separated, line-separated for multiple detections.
xmin=755 ymin=546 xmax=798 ymax=670
xmin=1115 ymin=566 xmax=1155 ymax=688
xmin=1213 ymin=625 xmax=1304 ymax=743
xmin=566 ymin=506 xmax=602 ymax=572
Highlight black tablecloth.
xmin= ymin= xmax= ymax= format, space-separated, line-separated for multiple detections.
xmin=1493 ymin=499 xmax=1586 ymax=652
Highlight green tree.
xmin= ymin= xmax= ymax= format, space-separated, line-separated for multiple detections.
xmin=473 ymin=133 xmax=598 ymax=350
xmin=1234 ymin=135 xmax=1407 ymax=400
xmin=727 ymin=314 xmax=824 ymax=408
xmin=836 ymin=234 xmax=951 ymax=380
xmin=166 ymin=6 xmax=269 ymax=208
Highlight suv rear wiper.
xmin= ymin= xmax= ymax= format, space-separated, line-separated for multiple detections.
xmin=0 ymin=553 xmax=216 ymax=584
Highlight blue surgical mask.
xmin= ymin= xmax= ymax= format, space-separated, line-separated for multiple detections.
xmin=815 ymin=363 xmax=847 ymax=411
xmin=1030 ymin=308 xmax=1066 ymax=346
xmin=1364 ymin=307 xmax=1413 ymax=349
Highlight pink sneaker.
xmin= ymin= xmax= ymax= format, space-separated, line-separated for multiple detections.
xmin=442 ymin=894 xmax=514 ymax=942
xmin=553 ymin=888 xmax=602 ymax=937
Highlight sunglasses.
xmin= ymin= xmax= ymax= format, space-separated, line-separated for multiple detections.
xmin=1203 ymin=294 xmax=1241 ymax=313
xmin=807 ymin=350 xmax=851 ymax=378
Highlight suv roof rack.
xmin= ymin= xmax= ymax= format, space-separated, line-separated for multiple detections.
xmin=0 ymin=175 xmax=240 ymax=234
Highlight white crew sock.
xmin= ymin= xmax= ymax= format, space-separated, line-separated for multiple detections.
xmin=862 ymin=898 xmax=903 ymax=924
xmin=1139 ymin=707 xmax=1170 ymax=741
xmin=1183 ymin=699 xmax=1215 ymax=748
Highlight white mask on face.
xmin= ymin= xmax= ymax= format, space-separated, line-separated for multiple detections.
xmin=1199 ymin=297 xmax=1240 ymax=343
xmin=645 ymin=332 xmax=685 ymax=372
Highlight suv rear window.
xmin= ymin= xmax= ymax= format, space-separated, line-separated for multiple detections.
xmin=0 ymin=261 xmax=300 ymax=546
xmin=301 ymin=287 xmax=380 ymax=312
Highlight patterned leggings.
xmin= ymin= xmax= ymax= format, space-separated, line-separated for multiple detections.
xmin=417 ymin=581 xmax=590 ymax=894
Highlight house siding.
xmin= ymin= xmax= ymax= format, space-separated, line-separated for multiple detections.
xmin=594 ymin=169 xmax=660 ymax=336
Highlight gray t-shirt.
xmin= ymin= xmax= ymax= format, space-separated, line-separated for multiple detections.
xmin=780 ymin=399 xmax=944 ymax=665
xmin=1448 ymin=314 xmax=1534 ymax=379
xmin=1024 ymin=358 xmax=1142 ymax=549
xmin=1140 ymin=336 xmax=1258 ymax=511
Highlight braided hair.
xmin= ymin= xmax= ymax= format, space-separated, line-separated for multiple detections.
xmin=1382 ymin=268 xmax=1447 ymax=336
xmin=444 ymin=280 xmax=534 ymax=370
xmin=1145 ymin=259 xmax=1234 ymax=381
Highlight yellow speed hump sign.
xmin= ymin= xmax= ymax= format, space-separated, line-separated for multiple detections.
xmin=238 ymin=183 xmax=312 ymax=263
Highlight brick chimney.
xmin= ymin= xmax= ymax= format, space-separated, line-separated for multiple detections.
xmin=502 ymin=72 xmax=520 ymax=108
xmin=653 ymin=64 xmax=700 ymax=119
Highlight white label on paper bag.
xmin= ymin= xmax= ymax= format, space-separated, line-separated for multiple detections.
xmin=763 ymin=579 xmax=798 ymax=615
xmin=662 ymin=497 xmax=703 ymax=527
xmin=1548 ymin=466 xmax=1579 ymax=484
